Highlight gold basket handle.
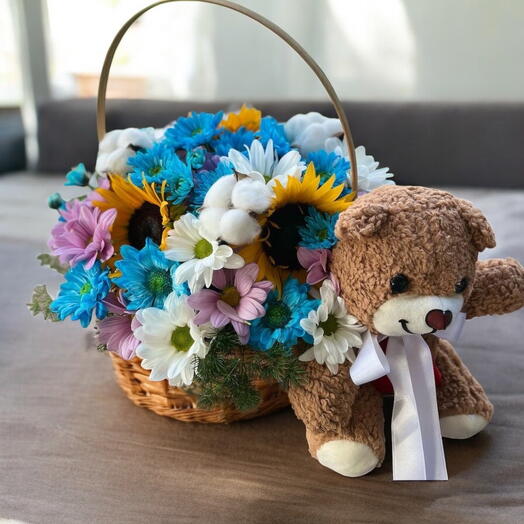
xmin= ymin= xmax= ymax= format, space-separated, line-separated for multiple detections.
xmin=96 ymin=0 xmax=358 ymax=193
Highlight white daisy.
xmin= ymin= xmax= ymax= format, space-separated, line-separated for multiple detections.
xmin=164 ymin=213 xmax=244 ymax=292
xmin=284 ymin=112 xmax=343 ymax=155
xmin=324 ymin=140 xmax=395 ymax=192
xmin=299 ymin=280 xmax=365 ymax=374
xmin=134 ymin=293 xmax=212 ymax=386
xmin=223 ymin=138 xmax=304 ymax=188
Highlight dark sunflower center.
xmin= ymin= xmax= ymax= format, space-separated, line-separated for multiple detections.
xmin=127 ymin=202 xmax=163 ymax=250
xmin=147 ymin=268 xmax=172 ymax=295
xmin=265 ymin=302 xmax=291 ymax=329
xmin=170 ymin=325 xmax=193 ymax=352
xmin=264 ymin=204 xmax=305 ymax=269
xmin=319 ymin=314 xmax=338 ymax=337
xmin=221 ymin=286 xmax=241 ymax=307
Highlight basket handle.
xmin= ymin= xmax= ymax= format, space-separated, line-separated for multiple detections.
xmin=96 ymin=0 xmax=358 ymax=193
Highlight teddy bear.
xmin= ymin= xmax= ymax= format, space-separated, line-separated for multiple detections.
xmin=288 ymin=185 xmax=524 ymax=477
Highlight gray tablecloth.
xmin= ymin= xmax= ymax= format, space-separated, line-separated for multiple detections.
xmin=1 ymin=176 xmax=523 ymax=523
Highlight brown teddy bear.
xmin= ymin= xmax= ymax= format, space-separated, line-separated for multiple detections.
xmin=288 ymin=185 xmax=524 ymax=477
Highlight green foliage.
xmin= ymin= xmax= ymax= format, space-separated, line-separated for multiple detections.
xmin=194 ymin=327 xmax=305 ymax=412
xmin=37 ymin=253 xmax=68 ymax=274
xmin=27 ymin=284 xmax=59 ymax=322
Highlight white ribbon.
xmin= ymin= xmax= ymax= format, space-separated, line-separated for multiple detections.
xmin=350 ymin=312 xmax=466 ymax=481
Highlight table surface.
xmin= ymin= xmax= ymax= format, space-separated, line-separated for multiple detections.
xmin=1 ymin=174 xmax=523 ymax=524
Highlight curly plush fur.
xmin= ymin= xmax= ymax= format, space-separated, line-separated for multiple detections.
xmin=289 ymin=185 xmax=524 ymax=477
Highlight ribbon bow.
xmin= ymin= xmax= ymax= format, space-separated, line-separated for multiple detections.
xmin=350 ymin=312 xmax=466 ymax=481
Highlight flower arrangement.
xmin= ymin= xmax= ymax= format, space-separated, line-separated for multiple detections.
xmin=30 ymin=106 xmax=395 ymax=411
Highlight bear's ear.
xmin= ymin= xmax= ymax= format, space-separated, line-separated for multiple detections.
xmin=335 ymin=204 xmax=390 ymax=239
xmin=456 ymin=198 xmax=496 ymax=252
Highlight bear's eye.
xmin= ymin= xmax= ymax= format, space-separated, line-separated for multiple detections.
xmin=390 ymin=274 xmax=409 ymax=294
xmin=455 ymin=277 xmax=469 ymax=294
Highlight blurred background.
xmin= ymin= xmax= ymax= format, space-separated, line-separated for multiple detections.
xmin=1 ymin=0 xmax=523 ymax=183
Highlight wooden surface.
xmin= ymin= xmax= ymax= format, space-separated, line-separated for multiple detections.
xmin=0 ymin=174 xmax=523 ymax=523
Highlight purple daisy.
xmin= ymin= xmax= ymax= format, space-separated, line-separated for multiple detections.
xmin=49 ymin=199 xmax=116 ymax=269
xmin=97 ymin=292 xmax=140 ymax=360
xmin=187 ymin=263 xmax=272 ymax=344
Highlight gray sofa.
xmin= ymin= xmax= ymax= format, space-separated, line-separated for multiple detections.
xmin=37 ymin=98 xmax=524 ymax=188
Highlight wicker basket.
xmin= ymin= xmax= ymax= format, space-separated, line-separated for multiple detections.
xmin=110 ymin=353 xmax=290 ymax=423
xmin=98 ymin=0 xmax=358 ymax=423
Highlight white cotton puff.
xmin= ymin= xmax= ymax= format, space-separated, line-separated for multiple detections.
xmin=95 ymin=127 xmax=157 ymax=174
xmin=203 ymin=174 xmax=237 ymax=209
xmin=116 ymin=127 xmax=156 ymax=149
xmin=199 ymin=207 xmax=227 ymax=240
xmin=231 ymin=179 xmax=272 ymax=214
xmin=284 ymin=112 xmax=325 ymax=142
xmin=219 ymin=209 xmax=261 ymax=246
xmin=294 ymin=119 xmax=342 ymax=155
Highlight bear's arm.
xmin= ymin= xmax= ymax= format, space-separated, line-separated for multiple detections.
xmin=464 ymin=258 xmax=524 ymax=319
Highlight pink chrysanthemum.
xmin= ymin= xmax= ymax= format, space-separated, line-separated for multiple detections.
xmin=49 ymin=199 xmax=116 ymax=269
xmin=187 ymin=263 xmax=272 ymax=344
xmin=97 ymin=292 xmax=140 ymax=360
xmin=297 ymin=247 xmax=331 ymax=285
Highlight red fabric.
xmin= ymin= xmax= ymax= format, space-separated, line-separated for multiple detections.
xmin=371 ymin=338 xmax=442 ymax=395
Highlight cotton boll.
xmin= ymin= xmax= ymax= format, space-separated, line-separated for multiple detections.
xmin=116 ymin=127 xmax=156 ymax=150
xmin=95 ymin=127 xmax=157 ymax=175
xmin=98 ymin=129 xmax=121 ymax=154
xmin=231 ymin=179 xmax=272 ymax=214
xmin=199 ymin=207 xmax=227 ymax=239
xmin=220 ymin=209 xmax=261 ymax=246
xmin=203 ymin=174 xmax=237 ymax=208
xmin=96 ymin=150 xmax=131 ymax=175
xmin=284 ymin=112 xmax=326 ymax=142
xmin=294 ymin=119 xmax=343 ymax=155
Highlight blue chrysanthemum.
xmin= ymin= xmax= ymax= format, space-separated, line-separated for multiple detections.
xmin=305 ymin=150 xmax=349 ymax=187
xmin=190 ymin=161 xmax=233 ymax=212
xmin=164 ymin=111 xmax=223 ymax=150
xmin=212 ymin=127 xmax=255 ymax=156
xmin=258 ymin=116 xmax=291 ymax=156
xmin=65 ymin=163 xmax=89 ymax=187
xmin=298 ymin=207 xmax=339 ymax=249
xmin=50 ymin=261 xmax=110 ymax=328
xmin=113 ymin=238 xmax=185 ymax=311
xmin=249 ymin=277 xmax=319 ymax=351
xmin=128 ymin=143 xmax=194 ymax=204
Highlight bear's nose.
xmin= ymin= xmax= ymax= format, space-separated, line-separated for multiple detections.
xmin=425 ymin=309 xmax=453 ymax=330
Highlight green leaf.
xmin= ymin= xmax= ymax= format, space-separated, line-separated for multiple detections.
xmin=37 ymin=253 xmax=68 ymax=274
xmin=27 ymin=284 xmax=59 ymax=322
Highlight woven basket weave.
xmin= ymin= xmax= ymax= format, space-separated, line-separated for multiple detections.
xmin=110 ymin=353 xmax=290 ymax=423
xmin=98 ymin=0 xmax=358 ymax=423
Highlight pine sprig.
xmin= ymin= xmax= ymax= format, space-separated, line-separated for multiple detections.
xmin=193 ymin=327 xmax=306 ymax=412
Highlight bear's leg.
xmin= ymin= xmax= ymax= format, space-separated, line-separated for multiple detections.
xmin=288 ymin=361 xmax=384 ymax=477
xmin=426 ymin=336 xmax=494 ymax=439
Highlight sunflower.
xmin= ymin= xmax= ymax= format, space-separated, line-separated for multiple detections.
xmin=239 ymin=163 xmax=354 ymax=295
xmin=94 ymin=175 xmax=183 ymax=259
xmin=220 ymin=104 xmax=261 ymax=132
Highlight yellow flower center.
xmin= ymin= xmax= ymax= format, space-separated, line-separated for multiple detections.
xmin=319 ymin=314 xmax=338 ymax=337
xmin=194 ymin=238 xmax=213 ymax=259
xmin=170 ymin=325 xmax=194 ymax=352
xmin=221 ymin=286 xmax=241 ymax=307
xmin=147 ymin=269 xmax=172 ymax=295
xmin=79 ymin=282 xmax=92 ymax=295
